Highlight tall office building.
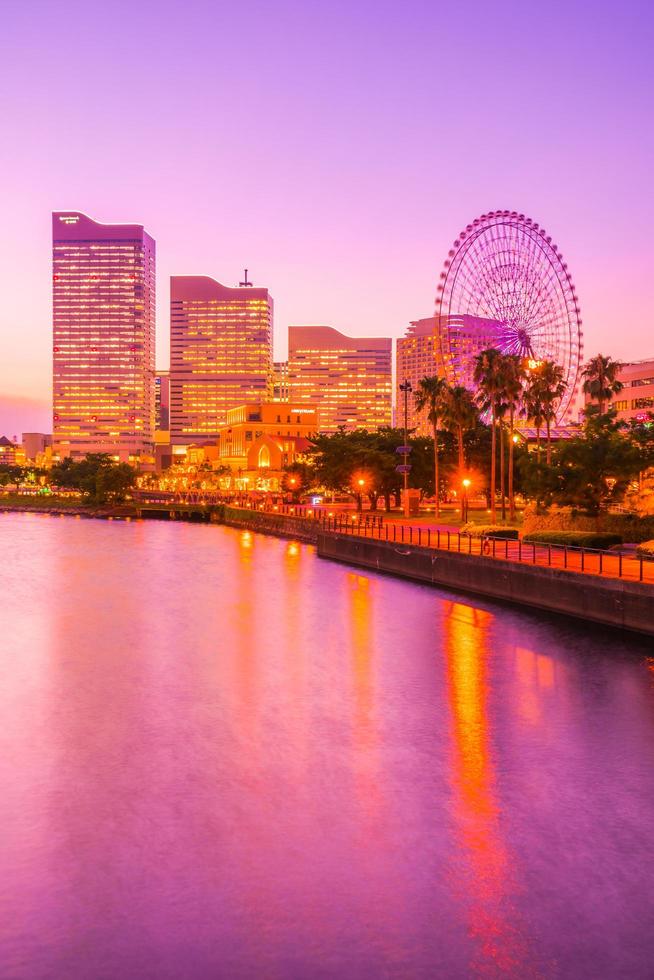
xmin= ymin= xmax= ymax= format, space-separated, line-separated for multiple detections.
xmin=52 ymin=211 xmax=155 ymax=461
xmin=155 ymin=370 xmax=170 ymax=430
xmin=396 ymin=317 xmax=444 ymax=435
xmin=288 ymin=326 xmax=392 ymax=432
xmin=170 ymin=276 xmax=273 ymax=446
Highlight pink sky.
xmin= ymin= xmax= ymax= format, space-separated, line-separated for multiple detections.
xmin=1 ymin=0 xmax=652 ymax=435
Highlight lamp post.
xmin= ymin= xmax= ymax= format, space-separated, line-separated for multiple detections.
xmin=357 ymin=476 xmax=365 ymax=513
xmin=462 ymin=477 xmax=471 ymax=523
xmin=398 ymin=378 xmax=413 ymax=515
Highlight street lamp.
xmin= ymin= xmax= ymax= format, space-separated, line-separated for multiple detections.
xmin=398 ymin=378 xmax=413 ymax=515
xmin=462 ymin=477 xmax=471 ymax=523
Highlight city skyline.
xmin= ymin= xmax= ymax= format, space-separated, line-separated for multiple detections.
xmin=1 ymin=0 xmax=653 ymax=434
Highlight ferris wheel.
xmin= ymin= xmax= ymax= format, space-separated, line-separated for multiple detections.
xmin=435 ymin=210 xmax=583 ymax=421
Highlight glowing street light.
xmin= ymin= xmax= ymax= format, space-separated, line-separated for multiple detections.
xmin=462 ymin=477 xmax=471 ymax=523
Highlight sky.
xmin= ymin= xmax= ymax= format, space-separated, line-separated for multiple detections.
xmin=1 ymin=0 xmax=653 ymax=435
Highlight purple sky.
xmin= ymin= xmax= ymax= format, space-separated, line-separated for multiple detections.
xmin=1 ymin=0 xmax=652 ymax=435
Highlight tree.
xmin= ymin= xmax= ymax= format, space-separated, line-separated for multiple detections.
xmin=500 ymin=355 xmax=525 ymax=521
xmin=581 ymin=354 xmax=624 ymax=415
xmin=50 ymin=454 xmax=136 ymax=504
xmin=473 ymin=349 xmax=505 ymax=522
xmin=0 ymin=464 xmax=25 ymax=486
xmin=414 ymin=375 xmax=448 ymax=516
xmin=538 ymin=361 xmax=567 ymax=466
xmin=554 ymin=412 xmax=642 ymax=514
xmin=439 ymin=385 xmax=479 ymax=517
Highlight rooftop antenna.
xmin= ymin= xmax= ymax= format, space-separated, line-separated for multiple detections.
xmin=239 ymin=268 xmax=253 ymax=287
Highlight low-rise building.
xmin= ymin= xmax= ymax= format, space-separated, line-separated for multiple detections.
xmin=217 ymin=401 xmax=318 ymax=491
xmin=0 ymin=437 xmax=25 ymax=467
xmin=605 ymin=358 xmax=654 ymax=423
xmin=22 ymin=433 xmax=52 ymax=462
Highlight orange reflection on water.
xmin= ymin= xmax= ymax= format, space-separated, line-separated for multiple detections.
xmin=347 ymin=573 xmax=381 ymax=808
xmin=444 ymin=601 xmax=534 ymax=977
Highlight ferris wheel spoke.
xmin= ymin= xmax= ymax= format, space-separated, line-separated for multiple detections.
xmin=437 ymin=212 xmax=582 ymax=421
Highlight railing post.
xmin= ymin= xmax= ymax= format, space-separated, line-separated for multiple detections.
xmin=619 ymin=552 xmax=622 ymax=577
xmin=458 ymin=533 xmax=461 ymax=552
xmin=564 ymin=546 xmax=567 ymax=569
xmin=418 ymin=528 xmax=421 ymax=546
xmin=409 ymin=527 xmax=413 ymax=544
xmin=548 ymin=544 xmax=552 ymax=566
xmin=533 ymin=543 xmax=536 ymax=564
xmin=581 ymin=549 xmax=585 ymax=572
xmin=437 ymin=529 xmax=441 ymax=548
xmin=428 ymin=529 xmax=431 ymax=548
xmin=402 ymin=525 xmax=405 ymax=542
xmin=599 ymin=551 xmax=603 ymax=575
xmin=519 ymin=539 xmax=522 ymax=562
xmin=447 ymin=531 xmax=450 ymax=550
xmin=640 ymin=558 xmax=644 ymax=582
xmin=468 ymin=534 xmax=472 ymax=554
xmin=493 ymin=537 xmax=496 ymax=558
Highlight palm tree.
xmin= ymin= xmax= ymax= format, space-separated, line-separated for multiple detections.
xmin=582 ymin=354 xmax=624 ymax=415
xmin=439 ymin=385 xmax=479 ymax=472
xmin=473 ymin=348 xmax=505 ymax=522
xmin=501 ymin=355 xmax=526 ymax=520
xmin=415 ymin=375 xmax=448 ymax=517
xmin=439 ymin=385 xmax=478 ymax=518
xmin=538 ymin=361 xmax=567 ymax=465
xmin=522 ymin=372 xmax=546 ymax=460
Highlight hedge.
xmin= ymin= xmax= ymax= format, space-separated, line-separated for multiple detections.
xmin=636 ymin=540 xmax=654 ymax=559
xmin=523 ymin=531 xmax=622 ymax=549
xmin=601 ymin=515 xmax=654 ymax=543
xmin=460 ymin=524 xmax=519 ymax=540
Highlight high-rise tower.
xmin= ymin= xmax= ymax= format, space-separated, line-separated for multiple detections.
xmin=52 ymin=212 xmax=156 ymax=461
xmin=288 ymin=326 xmax=392 ymax=432
xmin=170 ymin=276 xmax=273 ymax=446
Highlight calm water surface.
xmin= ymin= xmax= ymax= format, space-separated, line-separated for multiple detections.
xmin=1 ymin=513 xmax=653 ymax=979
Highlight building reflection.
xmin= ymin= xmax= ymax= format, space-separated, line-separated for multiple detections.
xmin=443 ymin=600 xmax=533 ymax=977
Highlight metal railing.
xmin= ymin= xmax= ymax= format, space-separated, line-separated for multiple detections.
xmin=131 ymin=492 xmax=652 ymax=585
xmin=311 ymin=514 xmax=652 ymax=585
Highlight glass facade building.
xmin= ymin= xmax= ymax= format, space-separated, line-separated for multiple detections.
xmin=52 ymin=212 xmax=156 ymax=461
xmin=287 ymin=326 xmax=392 ymax=432
xmin=170 ymin=276 xmax=273 ymax=446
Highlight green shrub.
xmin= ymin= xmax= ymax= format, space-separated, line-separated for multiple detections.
xmin=636 ymin=539 xmax=654 ymax=559
xmin=460 ymin=524 xmax=519 ymax=540
xmin=523 ymin=531 xmax=622 ymax=549
xmin=601 ymin=515 xmax=654 ymax=543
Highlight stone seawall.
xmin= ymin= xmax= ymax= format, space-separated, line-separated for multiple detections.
xmin=317 ymin=533 xmax=654 ymax=637
xmin=220 ymin=507 xmax=320 ymax=544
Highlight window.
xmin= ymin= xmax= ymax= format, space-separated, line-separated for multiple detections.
xmin=633 ymin=398 xmax=654 ymax=409
xmin=613 ymin=400 xmax=628 ymax=411
xmin=245 ymin=431 xmax=252 ymax=441
xmin=258 ymin=445 xmax=271 ymax=468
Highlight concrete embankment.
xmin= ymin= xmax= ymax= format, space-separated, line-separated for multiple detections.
xmin=317 ymin=532 xmax=654 ymax=637
xmin=218 ymin=506 xmax=319 ymax=544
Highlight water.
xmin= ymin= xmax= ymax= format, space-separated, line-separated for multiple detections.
xmin=1 ymin=513 xmax=653 ymax=979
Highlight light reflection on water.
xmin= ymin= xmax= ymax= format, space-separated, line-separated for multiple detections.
xmin=0 ymin=514 xmax=653 ymax=979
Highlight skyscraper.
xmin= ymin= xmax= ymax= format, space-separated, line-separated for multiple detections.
xmin=170 ymin=276 xmax=273 ymax=446
xmin=396 ymin=317 xmax=443 ymax=435
xmin=288 ymin=326 xmax=392 ymax=432
xmin=52 ymin=211 xmax=155 ymax=461
xmin=155 ymin=370 xmax=170 ymax=430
